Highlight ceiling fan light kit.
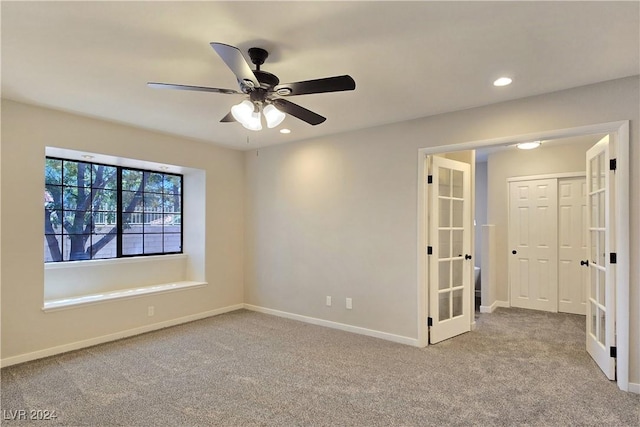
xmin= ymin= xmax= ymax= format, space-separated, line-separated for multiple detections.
xmin=148 ymin=42 xmax=356 ymax=132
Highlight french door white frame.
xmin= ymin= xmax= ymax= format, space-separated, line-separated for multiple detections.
xmin=417 ymin=120 xmax=630 ymax=391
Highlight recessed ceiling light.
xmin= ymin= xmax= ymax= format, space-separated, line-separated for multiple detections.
xmin=280 ymin=128 xmax=291 ymax=134
xmin=81 ymin=154 xmax=94 ymax=160
xmin=159 ymin=165 xmax=169 ymax=171
xmin=493 ymin=77 xmax=512 ymax=87
xmin=516 ymin=141 xmax=541 ymax=150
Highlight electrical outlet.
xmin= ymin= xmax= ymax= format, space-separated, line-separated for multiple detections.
xmin=147 ymin=306 xmax=155 ymax=317
xmin=326 ymin=296 xmax=332 ymax=306
xmin=346 ymin=298 xmax=352 ymax=310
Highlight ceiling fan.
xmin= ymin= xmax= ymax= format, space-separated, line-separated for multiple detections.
xmin=148 ymin=42 xmax=356 ymax=131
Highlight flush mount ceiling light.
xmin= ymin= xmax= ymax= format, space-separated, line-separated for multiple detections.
xmin=516 ymin=141 xmax=542 ymax=150
xmin=493 ymin=77 xmax=513 ymax=87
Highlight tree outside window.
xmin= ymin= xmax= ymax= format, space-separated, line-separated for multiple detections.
xmin=44 ymin=158 xmax=182 ymax=262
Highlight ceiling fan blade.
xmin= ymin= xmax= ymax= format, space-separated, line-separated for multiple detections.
xmin=210 ymin=42 xmax=260 ymax=89
xmin=220 ymin=111 xmax=236 ymax=123
xmin=147 ymin=82 xmax=240 ymax=95
xmin=274 ymin=75 xmax=355 ymax=96
xmin=272 ymin=99 xmax=326 ymax=125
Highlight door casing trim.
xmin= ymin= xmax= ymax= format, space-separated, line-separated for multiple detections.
xmin=416 ymin=120 xmax=630 ymax=391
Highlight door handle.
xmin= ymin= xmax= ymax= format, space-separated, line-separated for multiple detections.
xmin=580 ymin=260 xmax=589 ymax=267
xmin=465 ymin=254 xmax=472 ymax=260
xmin=512 ymin=250 xmax=517 ymax=255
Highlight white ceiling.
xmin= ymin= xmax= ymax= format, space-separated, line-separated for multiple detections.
xmin=2 ymin=1 xmax=638 ymax=150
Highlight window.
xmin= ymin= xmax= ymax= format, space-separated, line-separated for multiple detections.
xmin=45 ymin=157 xmax=182 ymax=262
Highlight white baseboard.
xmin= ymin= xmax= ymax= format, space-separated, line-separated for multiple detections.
xmin=243 ymin=304 xmax=418 ymax=347
xmin=0 ymin=304 xmax=244 ymax=368
xmin=628 ymin=382 xmax=640 ymax=394
xmin=479 ymin=300 xmax=509 ymax=313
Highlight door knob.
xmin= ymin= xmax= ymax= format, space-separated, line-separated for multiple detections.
xmin=580 ymin=260 xmax=589 ymax=267
xmin=512 ymin=250 xmax=517 ymax=255
xmin=465 ymin=254 xmax=472 ymax=260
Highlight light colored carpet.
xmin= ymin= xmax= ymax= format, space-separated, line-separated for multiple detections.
xmin=1 ymin=308 xmax=638 ymax=426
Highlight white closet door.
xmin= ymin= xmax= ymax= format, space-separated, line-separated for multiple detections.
xmin=508 ymin=179 xmax=558 ymax=312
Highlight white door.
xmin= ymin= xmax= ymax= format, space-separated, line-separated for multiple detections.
xmin=429 ymin=156 xmax=471 ymax=343
xmin=508 ymin=179 xmax=558 ymax=312
xmin=585 ymin=136 xmax=616 ymax=380
xmin=558 ymin=177 xmax=588 ymax=315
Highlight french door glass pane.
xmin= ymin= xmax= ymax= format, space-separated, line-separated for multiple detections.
xmin=439 ymin=168 xmax=451 ymax=197
xmin=598 ymin=191 xmax=605 ymax=227
xmin=598 ymin=268 xmax=606 ymax=305
xmin=590 ymin=157 xmax=598 ymax=191
xmin=439 ymin=230 xmax=451 ymax=258
xmin=439 ymin=292 xmax=450 ymax=321
xmin=452 ymin=259 xmax=463 ymax=286
xmin=598 ymin=309 xmax=606 ymax=345
xmin=452 ymin=229 xmax=463 ymax=257
xmin=452 ymin=170 xmax=463 ymax=198
xmin=439 ymin=261 xmax=450 ymax=290
xmin=439 ymin=199 xmax=450 ymax=227
xmin=452 ymin=289 xmax=463 ymax=317
xmin=598 ymin=231 xmax=605 ymax=266
xmin=452 ymin=200 xmax=463 ymax=227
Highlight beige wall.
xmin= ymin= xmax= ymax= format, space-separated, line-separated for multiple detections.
xmin=244 ymin=76 xmax=640 ymax=383
xmin=486 ymin=138 xmax=599 ymax=303
xmin=1 ymin=100 xmax=245 ymax=360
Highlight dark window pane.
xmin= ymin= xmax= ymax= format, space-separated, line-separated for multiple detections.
xmin=122 ymin=213 xmax=143 ymax=233
xmin=62 ymin=210 xmax=92 ymax=234
xmin=62 ymin=187 xmax=79 ymax=210
xmin=94 ymin=222 xmax=117 ymax=236
xmin=45 ymin=209 xmax=63 ymax=234
xmin=91 ymin=234 xmax=117 ymax=259
xmin=144 ymin=172 xmax=163 ymax=193
xmin=64 ymin=161 xmax=91 ymax=187
xmin=45 ymin=185 xmax=62 ymax=210
xmin=64 ymin=234 xmax=91 ymax=261
xmin=123 ymin=234 xmax=143 ymax=255
xmin=163 ymin=195 xmax=181 ymax=214
xmin=63 ymin=186 xmax=92 ymax=211
xmin=122 ymin=190 xmax=143 ymax=212
xmin=144 ymin=234 xmax=163 ymax=254
xmin=164 ymin=233 xmax=181 ymax=253
xmin=144 ymin=193 xmax=162 ymax=212
xmin=144 ymin=223 xmax=163 ymax=234
xmin=163 ymin=175 xmax=182 ymax=195
xmin=93 ymin=189 xmax=117 ymax=211
xmin=92 ymin=210 xmax=117 ymax=227
xmin=164 ymin=223 xmax=181 ymax=234
xmin=44 ymin=235 xmax=62 ymax=262
xmin=92 ymin=165 xmax=117 ymax=189
xmin=122 ymin=169 xmax=143 ymax=191
xmin=45 ymin=159 xmax=62 ymax=185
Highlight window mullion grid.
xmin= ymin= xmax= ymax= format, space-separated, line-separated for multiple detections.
xmin=116 ymin=167 xmax=123 ymax=258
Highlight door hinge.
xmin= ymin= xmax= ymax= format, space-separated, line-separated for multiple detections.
xmin=427 ymin=246 xmax=433 ymax=255
xmin=427 ymin=175 xmax=433 ymax=184
xmin=609 ymin=158 xmax=617 ymax=171
xmin=610 ymin=253 xmax=617 ymax=264
xmin=610 ymin=346 xmax=617 ymax=358
xmin=427 ymin=317 xmax=433 ymax=327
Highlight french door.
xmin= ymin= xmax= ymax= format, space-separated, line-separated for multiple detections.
xmin=585 ymin=136 xmax=616 ymax=380
xmin=428 ymin=156 xmax=471 ymax=343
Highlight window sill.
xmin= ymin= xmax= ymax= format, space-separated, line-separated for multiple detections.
xmin=42 ymin=281 xmax=207 ymax=312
